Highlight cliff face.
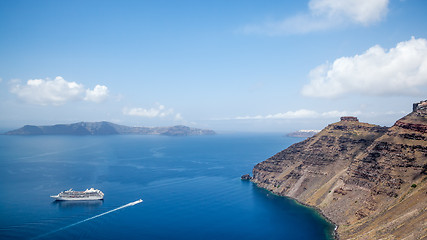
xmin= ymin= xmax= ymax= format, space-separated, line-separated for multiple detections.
xmin=252 ymin=102 xmax=427 ymax=240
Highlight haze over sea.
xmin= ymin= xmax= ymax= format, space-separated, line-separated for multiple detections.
xmin=0 ymin=134 xmax=334 ymax=240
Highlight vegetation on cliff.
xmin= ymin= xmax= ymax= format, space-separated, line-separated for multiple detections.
xmin=252 ymin=101 xmax=427 ymax=240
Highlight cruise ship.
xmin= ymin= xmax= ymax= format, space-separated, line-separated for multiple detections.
xmin=50 ymin=188 xmax=104 ymax=201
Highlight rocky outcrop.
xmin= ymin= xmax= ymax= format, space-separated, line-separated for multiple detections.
xmin=4 ymin=121 xmax=216 ymax=136
xmin=394 ymin=120 xmax=427 ymax=133
xmin=252 ymin=101 xmax=427 ymax=240
xmin=241 ymin=174 xmax=252 ymax=181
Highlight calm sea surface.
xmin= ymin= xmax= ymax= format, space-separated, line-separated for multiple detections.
xmin=0 ymin=134 xmax=334 ymax=240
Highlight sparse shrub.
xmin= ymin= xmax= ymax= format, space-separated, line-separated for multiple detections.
xmin=411 ymin=184 xmax=417 ymax=188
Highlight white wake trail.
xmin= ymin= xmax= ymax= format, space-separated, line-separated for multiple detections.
xmin=32 ymin=199 xmax=143 ymax=239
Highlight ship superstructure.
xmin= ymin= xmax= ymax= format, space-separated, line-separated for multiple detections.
xmin=51 ymin=188 xmax=104 ymax=201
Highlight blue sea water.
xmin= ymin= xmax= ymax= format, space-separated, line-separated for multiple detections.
xmin=0 ymin=134 xmax=334 ymax=240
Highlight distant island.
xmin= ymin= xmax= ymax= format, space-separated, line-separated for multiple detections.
xmin=4 ymin=121 xmax=216 ymax=136
xmin=287 ymin=129 xmax=320 ymax=138
xmin=249 ymin=100 xmax=427 ymax=239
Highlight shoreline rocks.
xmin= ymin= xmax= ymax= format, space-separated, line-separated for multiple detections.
xmin=241 ymin=174 xmax=252 ymax=181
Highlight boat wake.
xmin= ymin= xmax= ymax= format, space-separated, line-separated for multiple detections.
xmin=32 ymin=199 xmax=143 ymax=239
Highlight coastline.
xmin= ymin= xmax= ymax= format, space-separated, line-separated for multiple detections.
xmin=250 ymin=180 xmax=339 ymax=240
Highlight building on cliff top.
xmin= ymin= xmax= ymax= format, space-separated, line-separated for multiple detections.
xmin=340 ymin=116 xmax=359 ymax=122
xmin=413 ymin=100 xmax=427 ymax=112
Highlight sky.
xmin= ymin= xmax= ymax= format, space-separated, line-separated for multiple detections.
xmin=0 ymin=0 xmax=426 ymax=132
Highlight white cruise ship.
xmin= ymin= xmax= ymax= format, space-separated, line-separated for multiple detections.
xmin=51 ymin=188 xmax=104 ymax=201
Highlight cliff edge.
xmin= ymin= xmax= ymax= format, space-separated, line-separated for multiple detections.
xmin=252 ymin=101 xmax=427 ymax=239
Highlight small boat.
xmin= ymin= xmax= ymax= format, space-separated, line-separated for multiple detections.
xmin=51 ymin=188 xmax=104 ymax=201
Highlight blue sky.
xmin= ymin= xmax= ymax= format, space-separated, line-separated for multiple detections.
xmin=1 ymin=0 xmax=426 ymax=132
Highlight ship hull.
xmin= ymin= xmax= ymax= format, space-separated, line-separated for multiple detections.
xmin=50 ymin=195 xmax=103 ymax=201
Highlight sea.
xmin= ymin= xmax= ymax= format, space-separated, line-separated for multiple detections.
xmin=0 ymin=134 xmax=335 ymax=240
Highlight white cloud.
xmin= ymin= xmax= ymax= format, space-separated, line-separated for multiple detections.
xmin=309 ymin=0 xmax=388 ymax=25
xmin=226 ymin=109 xmax=360 ymax=120
xmin=264 ymin=109 xmax=318 ymax=119
xmin=123 ymin=104 xmax=182 ymax=120
xmin=241 ymin=0 xmax=388 ymax=35
xmin=384 ymin=110 xmax=407 ymax=115
xmin=10 ymin=76 xmax=109 ymax=105
xmin=174 ymin=113 xmax=184 ymax=121
xmin=321 ymin=110 xmax=361 ymax=118
xmin=84 ymin=85 xmax=109 ymax=103
xmin=302 ymin=37 xmax=427 ymax=97
xmin=11 ymin=76 xmax=84 ymax=105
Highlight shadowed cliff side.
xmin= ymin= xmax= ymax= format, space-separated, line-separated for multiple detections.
xmin=252 ymin=101 xmax=427 ymax=240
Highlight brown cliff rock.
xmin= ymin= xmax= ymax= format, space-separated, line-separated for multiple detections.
xmin=252 ymin=101 xmax=427 ymax=240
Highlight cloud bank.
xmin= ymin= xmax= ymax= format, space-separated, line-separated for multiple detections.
xmin=242 ymin=0 xmax=388 ymax=35
xmin=225 ymin=109 xmax=361 ymax=120
xmin=123 ymin=104 xmax=183 ymax=120
xmin=10 ymin=76 xmax=109 ymax=105
xmin=302 ymin=37 xmax=427 ymax=98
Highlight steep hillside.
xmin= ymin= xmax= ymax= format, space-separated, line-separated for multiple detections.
xmin=252 ymin=101 xmax=427 ymax=239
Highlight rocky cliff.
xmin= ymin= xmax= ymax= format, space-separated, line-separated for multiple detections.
xmin=252 ymin=101 xmax=427 ymax=240
xmin=4 ymin=121 xmax=216 ymax=136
